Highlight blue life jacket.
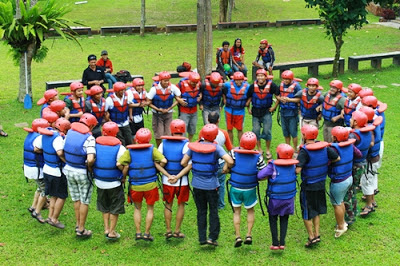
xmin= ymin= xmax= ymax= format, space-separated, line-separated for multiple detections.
xmin=202 ymin=80 xmax=223 ymax=107
xmin=229 ymin=151 xmax=260 ymax=189
xmin=88 ymin=98 xmax=106 ymax=125
xmin=64 ymin=128 xmax=90 ymax=169
xmin=329 ymin=143 xmax=354 ymax=182
xmin=267 ymin=162 xmax=297 ymax=200
xmin=66 ymin=96 xmax=85 ymax=123
xmin=251 ymin=81 xmax=273 ymax=109
xmin=93 ymin=140 xmax=122 ymax=182
xmin=23 ymin=132 xmax=44 ymax=168
xmin=109 ymin=93 xmax=129 ymax=124
xmin=322 ymin=94 xmax=343 ymax=123
xmin=42 ymin=130 xmax=63 ymax=168
xmin=376 ymin=109 xmax=385 ymax=138
xmin=180 ymin=80 xmax=200 ymax=108
xmin=301 ymin=144 xmax=329 ymax=184
xmin=353 ymin=129 xmax=372 ymax=164
xmin=152 ymin=87 xmax=174 ymax=109
xmin=225 ymin=81 xmax=249 ymax=110
xmin=131 ymin=90 xmax=146 ymax=116
xmin=191 ymin=144 xmax=218 ymax=179
xmin=128 ymin=145 xmax=157 ymax=185
xmin=163 ymin=139 xmax=188 ymax=176
xmin=300 ymin=89 xmax=321 ymax=119
xmin=279 ymin=82 xmax=299 ymax=110
xmin=259 ymin=46 xmax=272 ymax=63
xmin=343 ymin=98 xmax=361 ymax=127
xmin=368 ymin=124 xmax=382 ymax=158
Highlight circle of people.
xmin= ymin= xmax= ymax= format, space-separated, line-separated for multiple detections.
xmin=23 ymin=38 xmax=386 ymax=250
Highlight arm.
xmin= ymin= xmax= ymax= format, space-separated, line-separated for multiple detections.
xmin=87 ymin=153 xmax=95 ymax=172
xmin=295 ymin=166 xmax=302 ymax=174
xmin=56 ymin=150 xmax=66 ymax=163
xmin=181 ymin=154 xmax=191 ymax=167
xmin=168 ymin=164 xmax=192 ymax=184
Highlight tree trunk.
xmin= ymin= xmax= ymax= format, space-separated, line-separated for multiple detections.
xmin=219 ymin=0 xmax=228 ymax=22
xmin=18 ymin=42 xmax=35 ymax=102
xmin=332 ymin=34 xmax=343 ymax=77
xmin=140 ymin=0 xmax=146 ymax=37
xmin=205 ymin=0 xmax=213 ymax=76
xmin=227 ymin=0 xmax=234 ymax=22
xmin=197 ymin=0 xmax=206 ymax=79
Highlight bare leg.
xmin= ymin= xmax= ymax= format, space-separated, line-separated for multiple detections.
xmin=266 ymin=140 xmax=271 ymax=155
xmin=284 ymin=136 xmax=290 ymax=145
xmin=31 ymin=191 xmax=39 ymax=210
xmin=174 ymin=203 xmax=185 ymax=233
xmin=228 ymin=130 xmax=233 ymax=143
xmin=35 ymin=195 xmax=47 ymax=215
xmin=134 ymin=202 xmax=142 ymax=234
xmin=246 ymin=207 xmax=255 ymax=237
xmin=156 ymin=139 xmax=161 ymax=147
xmin=74 ymin=201 xmax=81 ymax=228
xmin=48 ymin=197 xmax=56 ymax=220
xmin=52 ymin=198 xmax=66 ymax=222
xmin=237 ymin=130 xmax=243 ymax=144
xmin=333 ymin=203 xmax=346 ymax=230
xmin=303 ymin=219 xmax=314 ymax=240
xmin=108 ymin=214 xmax=119 ymax=237
xmin=78 ymin=203 xmax=89 ymax=231
xmin=102 ymin=212 xmax=110 ymax=235
xmin=189 ymin=134 xmax=194 ymax=142
xmin=233 ymin=207 xmax=241 ymax=237
xmin=256 ymin=140 xmax=261 ymax=153
xmin=144 ymin=204 xmax=155 ymax=234
xmin=164 ymin=202 xmax=173 ymax=233
xmin=312 ymin=215 xmax=320 ymax=237
xmin=293 ymin=137 xmax=298 ymax=151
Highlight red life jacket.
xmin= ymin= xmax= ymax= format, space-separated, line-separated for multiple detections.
xmin=156 ymin=87 xmax=172 ymax=101
xmin=258 ymin=45 xmax=271 ymax=57
xmin=204 ymin=80 xmax=223 ymax=97
xmin=132 ymin=90 xmax=147 ymax=103
xmin=301 ymin=89 xmax=321 ymax=109
xmin=71 ymin=97 xmax=85 ymax=113
xmin=279 ymin=82 xmax=296 ymax=97
xmin=182 ymin=80 xmax=200 ymax=97
xmin=90 ymin=98 xmax=105 ymax=118
xmin=216 ymin=48 xmax=231 ymax=64
xmin=230 ymin=81 xmax=247 ymax=100
xmin=323 ymin=94 xmax=342 ymax=110
xmin=110 ymin=92 xmax=128 ymax=112
xmin=343 ymin=96 xmax=361 ymax=114
xmin=254 ymin=80 xmax=271 ymax=99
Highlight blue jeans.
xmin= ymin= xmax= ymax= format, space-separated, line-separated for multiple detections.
xmin=232 ymin=62 xmax=248 ymax=77
xmin=252 ymin=112 xmax=272 ymax=141
xmin=217 ymin=162 xmax=226 ymax=209
xmin=105 ymin=73 xmax=117 ymax=89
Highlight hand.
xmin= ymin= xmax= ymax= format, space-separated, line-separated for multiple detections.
xmin=129 ymin=116 xmax=133 ymax=122
xmin=315 ymin=106 xmax=322 ymax=112
xmin=199 ymin=104 xmax=203 ymax=111
xmin=77 ymin=111 xmax=83 ymax=117
xmin=331 ymin=116 xmax=339 ymax=123
xmin=168 ymin=175 xmax=178 ymax=184
xmin=180 ymin=99 xmax=188 ymax=106
xmin=248 ymin=108 xmax=252 ymax=115
xmin=269 ymin=107 xmax=276 ymax=113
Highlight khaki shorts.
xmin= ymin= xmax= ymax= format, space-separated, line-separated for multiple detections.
xmin=152 ymin=112 xmax=173 ymax=139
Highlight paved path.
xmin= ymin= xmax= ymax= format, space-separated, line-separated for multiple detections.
xmin=373 ymin=20 xmax=400 ymax=29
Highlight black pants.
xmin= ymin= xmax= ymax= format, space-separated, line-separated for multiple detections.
xmin=193 ymin=188 xmax=220 ymax=243
xmin=116 ymin=124 xmax=132 ymax=146
xmin=268 ymin=214 xmax=289 ymax=246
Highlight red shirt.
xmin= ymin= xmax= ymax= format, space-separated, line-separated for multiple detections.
xmin=230 ymin=46 xmax=245 ymax=63
xmin=96 ymin=58 xmax=113 ymax=73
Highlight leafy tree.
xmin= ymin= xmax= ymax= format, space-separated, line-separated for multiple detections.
xmin=0 ymin=0 xmax=80 ymax=102
xmin=304 ymin=0 xmax=372 ymax=77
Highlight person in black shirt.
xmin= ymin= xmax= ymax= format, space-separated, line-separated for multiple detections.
xmin=82 ymin=54 xmax=106 ymax=92
xmin=246 ymin=69 xmax=279 ymax=159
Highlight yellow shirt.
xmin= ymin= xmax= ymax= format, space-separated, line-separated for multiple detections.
xmin=118 ymin=147 xmax=165 ymax=191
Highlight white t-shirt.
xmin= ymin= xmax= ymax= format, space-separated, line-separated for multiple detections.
xmin=95 ymin=145 xmax=126 ymax=189
xmin=158 ymin=141 xmax=190 ymax=187
xmin=215 ymin=129 xmax=228 ymax=164
xmin=34 ymin=133 xmax=65 ymax=177
xmin=24 ymin=135 xmax=44 ymax=180
xmin=147 ymin=83 xmax=181 ymax=113
xmin=63 ymin=135 xmax=96 ymax=174
xmin=105 ymin=92 xmax=133 ymax=126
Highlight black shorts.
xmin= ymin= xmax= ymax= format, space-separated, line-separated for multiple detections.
xmin=96 ymin=186 xmax=125 ymax=215
xmin=300 ymin=188 xmax=327 ymax=220
xmin=44 ymin=173 xmax=68 ymax=199
xmin=129 ymin=120 xmax=144 ymax=137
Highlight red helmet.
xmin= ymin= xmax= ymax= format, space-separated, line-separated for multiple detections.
xmin=85 ymin=85 xmax=103 ymax=96
xmin=301 ymin=124 xmax=319 ymax=140
xmin=210 ymin=72 xmax=222 ymax=84
xmin=352 ymin=111 xmax=368 ymax=127
xmin=49 ymin=100 xmax=66 ymax=112
xmin=281 ymin=70 xmax=294 ymax=80
xmin=42 ymin=110 xmax=59 ymax=123
xmin=79 ymin=113 xmax=98 ymax=127
xmin=201 ymin=124 xmax=218 ymax=142
xmin=135 ymin=128 xmax=152 ymax=144
xmin=260 ymin=39 xmax=268 ymax=45
xmin=240 ymin=132 xmax=257 ymax=150
xmin=54 ymin=118 xmax=71 ymax=133
xmin=70 ymin=82 xmax=84 ymax=91
xmin=362 ymin=95 xmax=378 ymax=108
xmin=189 ymin=72 xmax=201 ymax=83
xmin=359 ymin=106 xmax=375 ymax=121
xmin=331 ymin=126 xmax=349 ymax=142
xmin=102 ymin=121 xmax=119 ymax=137
xmin=170 ymin=119 xmax=186 ymax=134
xmin=232 ymin=72 xmax=245 ymax=80
xmin=31 ymin=118 xmax=50 ymax=132
xmin=347 ymin=83 xmax=362 ymax=94
xmin=159 ymin=71 xmax=171 ymax=81
xmin=359 ymin=88 xmax=374 ymax=98
xmin=329 ymin=80 xmax=343 ymax=90
xmin=256 ymin=68 xmax=268 ymax=76
xmin=113 ymin=82 xmax=126 ymax=92
xmin=37 ymin=89 xmax=58 ymax=105
xmin=306 ymin=78 xmax=319 ymax=86
xmin=276 ymin=143 xmax=294 ymax=159
xmin=133 ymin=78 xmax=145 ymax=87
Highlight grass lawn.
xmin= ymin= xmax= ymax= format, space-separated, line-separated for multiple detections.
xmin=1 ymin=4 xmax=400 ymax=265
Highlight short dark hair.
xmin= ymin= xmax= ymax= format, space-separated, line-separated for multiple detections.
xmin=222 ymin=41 xmax=230 ymax=47
xmin=208 ymin=112 xmax=220 ymax=124
xmin=88 ymin=54 xmax=97 ymax=61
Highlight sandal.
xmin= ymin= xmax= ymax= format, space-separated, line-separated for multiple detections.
xmin=244 ymin=236 xmax=252 ymax=245
xmin=35 ymin=213 xmax=46 ymax=224
xmin=334 ymin=226 xmax=348 ymax=238
xmin=0 ymin=130 xmax=8 ymax=137
xmin=164 ymin=231 xmax=173 ymax=239
xmin=173 ymin=231 xmax=185 ymax=239
xmin=143 ymin=233 xmax=154 ymax=242
xmin=234 ymin=236 xmax=243 ymax=248
xmin=49 ymin=220 xmax=65 ymax=229
xmin=135 ymin=233 xmax=142 ymax=241
xmin=106 ymin=233 xmax=121 ymax=241
xmin=305 ymin=237 xmax=317 ymax=248
xmin=279 ymin=245 xmax=285 ymax=250
xmin=207 ymin=239 xmax=218 ymax=246
xmin=265 ymin=152 xmax=272 ymax=160
xmin=76 ymin=229 xmax=92 ymax=238
xmin=360 ymin=206 xmax=375 ymax=218
xmin=28 ymin=207 xmax=35 ymax=213
xmin=270 ymin=245 xmax=279 ymax=250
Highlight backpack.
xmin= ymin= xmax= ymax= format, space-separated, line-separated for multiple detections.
xmin=115 ymin=70 xmax=132 ymax=83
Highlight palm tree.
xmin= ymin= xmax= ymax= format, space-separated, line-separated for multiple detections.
xmin=0 ymin=0 xmax=80 ymax=102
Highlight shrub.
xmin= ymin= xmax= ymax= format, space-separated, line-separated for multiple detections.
xmin=382 ymin=8 xmax=396 ymax=19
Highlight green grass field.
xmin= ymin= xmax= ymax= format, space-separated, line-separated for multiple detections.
xmin=1 ymin=1 xmax=400 ymax=265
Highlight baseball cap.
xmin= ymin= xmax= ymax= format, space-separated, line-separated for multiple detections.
xmin=88 ymin=54 xmax=97 ymax=61
xmin=101 ymin=50 xmax=108 ymax=55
